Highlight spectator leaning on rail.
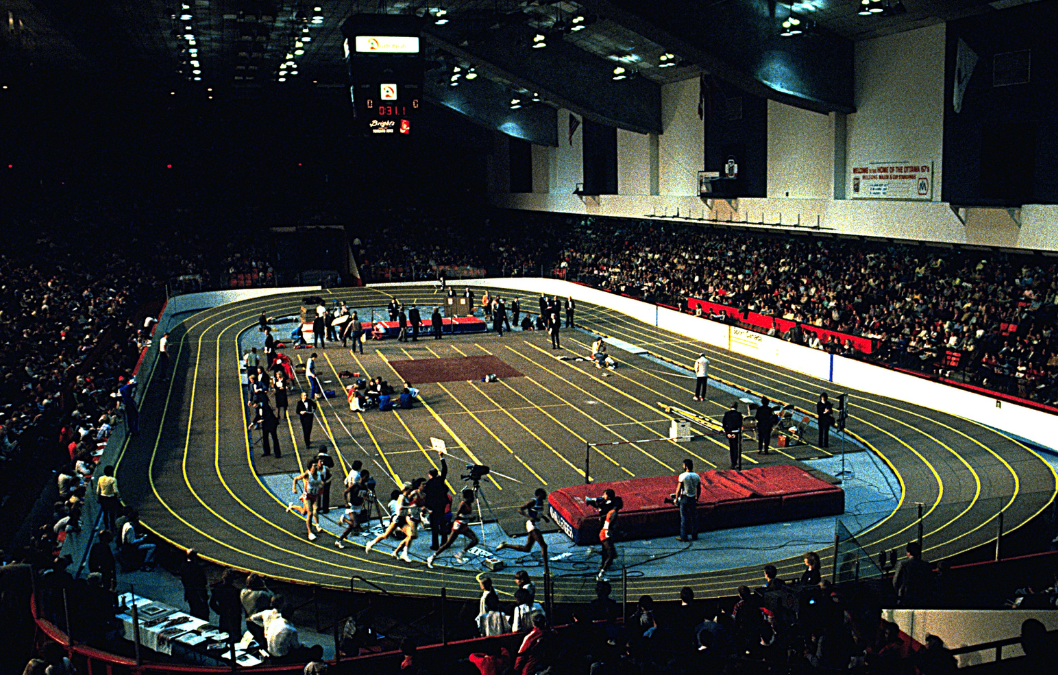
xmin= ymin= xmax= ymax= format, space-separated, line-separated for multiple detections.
xmin=893 ymin=540 xmax=934 ymax=607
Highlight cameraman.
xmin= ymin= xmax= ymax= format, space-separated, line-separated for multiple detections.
xmin=676 ymin=459 xmax=701 ymax=542
xmin=596 ymin=489 xmax=622 ymax=582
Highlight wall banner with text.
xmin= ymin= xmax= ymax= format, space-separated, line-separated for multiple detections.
xmin=851 ymin=161 xmax=933 ymax=200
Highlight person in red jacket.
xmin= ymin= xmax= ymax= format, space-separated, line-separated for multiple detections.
xmin=514 ymin=613 xmax=554 ymax=675
xmin=469 ymin=644 xmax=511 ymax=675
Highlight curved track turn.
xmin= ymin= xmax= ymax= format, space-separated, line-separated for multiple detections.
xmin=116 ymin=285 xmax=1057 ymax=601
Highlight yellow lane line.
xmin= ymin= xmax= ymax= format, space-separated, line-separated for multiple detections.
xmin=470 ymin=344 xmax=633 ymax=477
xmin=523 ymin=341 xmax=721 ymax=469
xmin=374 ymin=350 xmax=502 ymax=490
xmin=436 ymin=381 xmax=544 ymax=486
xmin=469 ymin=380 xmax=586 ymax=478
xmin=502 ymin=345 xmax=674 ymax=471
xmin=346 ymin=351 xmax=403 ymax=485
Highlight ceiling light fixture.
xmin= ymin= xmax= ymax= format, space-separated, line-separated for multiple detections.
xmin=465 ymin=69 xmax=478 ymax=80
xmin=433 ymin=8 xmax=449 ymax=25
xmin=613 ymin=66 xmax=627 ymax=81
xmin=571 ymin=14 xmax=586 ymax=31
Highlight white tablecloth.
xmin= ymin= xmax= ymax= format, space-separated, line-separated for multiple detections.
xmin=117 ymin=593 xmax=262 ymax=666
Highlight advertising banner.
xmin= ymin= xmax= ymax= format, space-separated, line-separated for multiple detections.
xmin=851 ymin=162 xmax=933 ymax=200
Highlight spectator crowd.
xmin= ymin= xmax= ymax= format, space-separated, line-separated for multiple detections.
xmin=555 ymin=217 xmax=1058 ymax=406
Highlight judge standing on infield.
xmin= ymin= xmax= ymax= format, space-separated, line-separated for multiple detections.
xmin=693 ymin=354 xmax=709 ymax=401
xmin=676 ymin=459 xmax=701 ymax=542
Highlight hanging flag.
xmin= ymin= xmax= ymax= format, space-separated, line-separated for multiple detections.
xmin=698 ymin=74 xmax=707 ymax=120
xmin=953 ymin=38 xmax=978 ymax=114
xmin=568 ymin=113 xmax=581 ymax=145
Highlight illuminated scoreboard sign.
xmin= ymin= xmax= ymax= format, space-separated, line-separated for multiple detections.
xmin=342 ymin=17 xmax=424 ymax=137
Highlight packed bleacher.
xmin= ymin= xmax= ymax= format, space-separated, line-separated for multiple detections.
xmin=355 ymin=209 xmax=564 ymax=283
xmin=0 ymin=200 xmax=286 ymax=557
xmin=554 ymin=216 xmax=1058 ymax=407
xmin=5 ymin=204 xmax=1058 ymax=674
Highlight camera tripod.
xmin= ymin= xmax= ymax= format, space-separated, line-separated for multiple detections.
xmin=465 ymin=477 xmax=512 ymax=550
xmin=360 ymin=489 xmax=390 ymax=529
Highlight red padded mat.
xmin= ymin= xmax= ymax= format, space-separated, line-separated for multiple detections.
xmin=548 ymin=465 xmax=844 ymax=544
xmin=389 ymin=355 xmax=522 ymax=385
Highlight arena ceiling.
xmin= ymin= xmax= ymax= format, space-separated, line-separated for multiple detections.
xmin=2 ymin=1 xmax=1046 ymax=136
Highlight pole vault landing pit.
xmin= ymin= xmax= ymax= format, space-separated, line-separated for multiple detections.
xmin=389 ymin=354 xmax=523 ymax=384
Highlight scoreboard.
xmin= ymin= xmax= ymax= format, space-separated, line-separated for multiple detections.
xmin=342 ymin=16 xmax=424 ymax=137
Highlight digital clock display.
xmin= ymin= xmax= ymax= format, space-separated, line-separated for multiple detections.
xmin=365 ymin=103 xmax=418 ymax=117
xmin=343 ymin=16 xmax=424 ymax=138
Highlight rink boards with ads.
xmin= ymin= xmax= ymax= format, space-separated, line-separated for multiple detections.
xmin=548 ymin=464 xmax=845 ymax=545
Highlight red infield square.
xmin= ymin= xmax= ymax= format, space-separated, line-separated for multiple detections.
xmin=389 ymin=355 xmax=522 ymax=384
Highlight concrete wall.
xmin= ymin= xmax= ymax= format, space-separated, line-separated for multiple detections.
xmin=847 ymin=23 xmax=946 ymax=201
xmin=885 ymin=609 xmax=1058 ymax=667
xmin=531 ymin=143 xmax=550 ymax=194
xmin=617 ymin=128 xmax=654 ymax=196
xmin=549 ymin=109 xmax=583 ymax=194
xmin=487 ymin=28 xmax=1058 ymax=250
xmin=767 ymin=101 xmax=834 ymax=199
xmin=659 ymin=77 xmax=704 ymax=196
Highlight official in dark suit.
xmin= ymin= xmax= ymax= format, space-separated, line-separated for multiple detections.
xmin=398 ymin=309 xmax=408 ymax=342
xmin=722 ymin=401 xmax=744 ymax=469
xmin=431 ymin=307 xmax=443 ymax=339
xmin=565 ymin=296 xmax=575 ymax=327
xmin=423 ymin=454 xmax=449 ymax=550
xmin=295 ymin=392 xmax=314 ymax=448
xmin=755 ymin=397 xmax=777 ymax=455
xmin=816 ymin=393 xmax=835 ymax=448
xmin=511 ymin=299 xmax=521 ymax=328
xmin=548 ymin=308 xmax=561 ymax=349
xmin=263 ymin=328 xmax=275 ymax=368
xmin=493 ymin=302 xmax=506 ymax=336
xmin=260 ymin=400 xmax=281 ymax=458
xmin=408 ymin=306 xmax=421 ymax=341
xmin=312 ymin=313 xmax=326 ymax=349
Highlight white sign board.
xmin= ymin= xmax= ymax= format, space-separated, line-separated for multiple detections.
xmin=354 ymin=36 xmax=420 ymax=54
xmin=851 ymin=162 xmax=933 ymax=200
xmin=430 ymin=437 xmax=447 ymax=453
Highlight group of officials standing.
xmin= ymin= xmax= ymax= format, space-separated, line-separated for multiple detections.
xmin=694 ymin=351 xmax=840 ymax=469
xmin=449 ymin=288 xmax=573 ymax=348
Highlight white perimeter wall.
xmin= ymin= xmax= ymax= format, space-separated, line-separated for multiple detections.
xmin=490 ymin=24 xmax=1058 ymax=251
xmin=160 ymin=286 xmax=322 ymax=331
xmin=447 ymin=277 xmax=1058 ymax=454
